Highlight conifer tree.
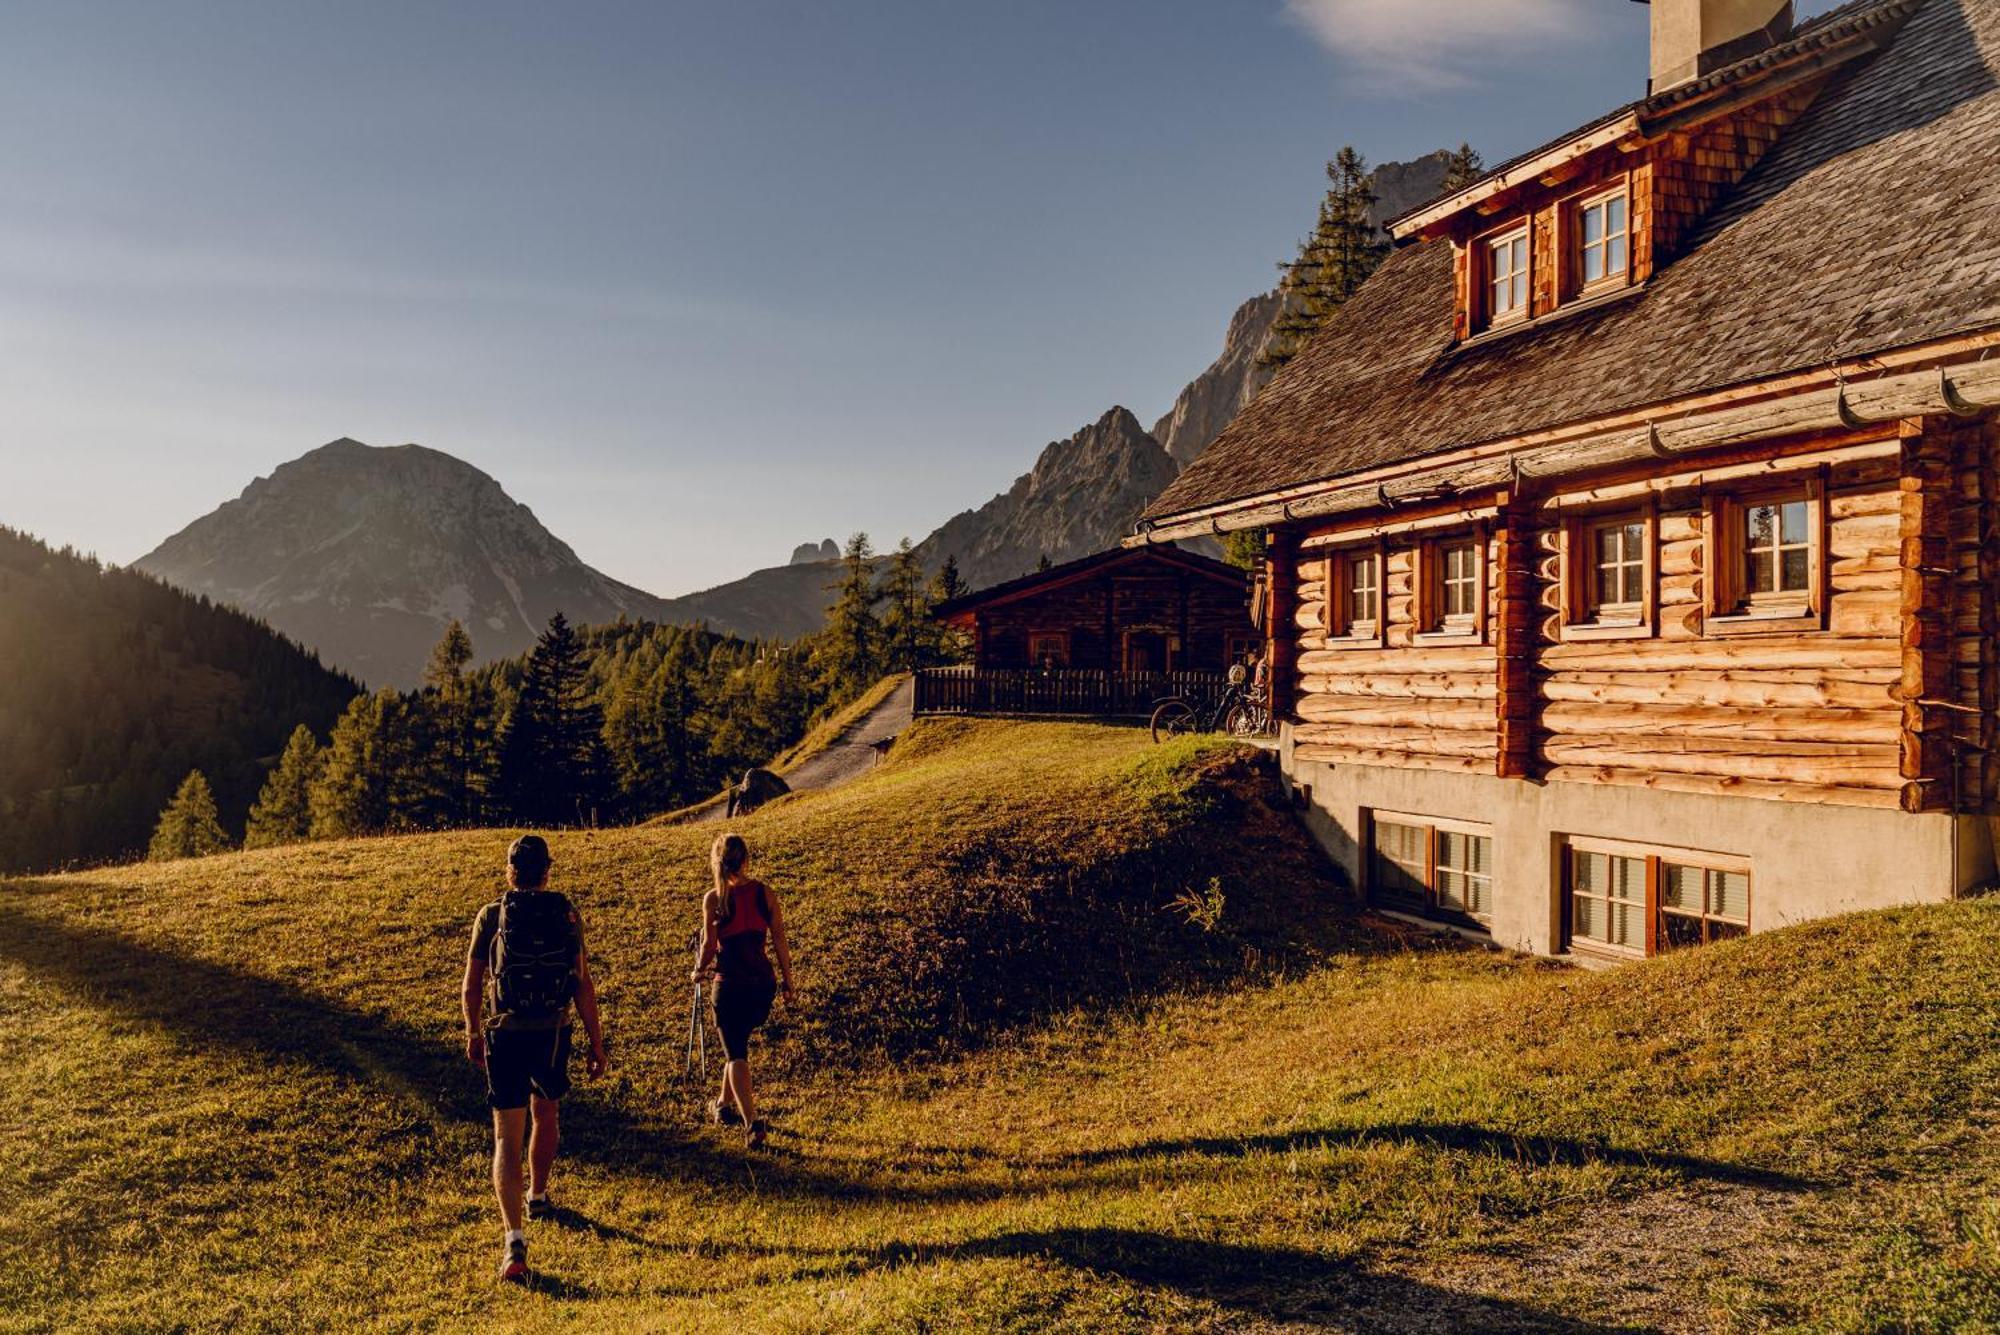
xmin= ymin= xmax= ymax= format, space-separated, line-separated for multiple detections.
xmin=309 ymin=693 xmax=391 ymax=838
xmin=244 ymin=725 xmax=324 ymax=848
xmin=1441 ymin=141 xmax=1485 ymax=190
xmin=496 ymin=613 xmax=611 ymax=826
xmin=422 ymin=619 xmax=479 ymax=824
xmin=929 ymin=554 xmax=967 ymax=605
xmin=1223 ymin=528 xmax=1269 ymax=571
xmin=148 ymin=770 xmax=232 ymax=861
xmin=816 ymin=534 xmax=881 ymax=696
xmin=877 ymin=538 xmax=936 ymax=673
xmin=1262 ymin=146 xmax=1387 ymax=370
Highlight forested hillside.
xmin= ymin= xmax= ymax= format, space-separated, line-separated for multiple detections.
xmin=0 ymin=527 xmax=360 ymax=872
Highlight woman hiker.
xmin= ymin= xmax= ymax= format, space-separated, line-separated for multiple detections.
xmin=691 ymin=832 xmax=794 ymax=1147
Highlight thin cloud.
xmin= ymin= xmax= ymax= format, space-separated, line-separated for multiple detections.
xmin=1281 ymin=0 xmax=1599 ymax=89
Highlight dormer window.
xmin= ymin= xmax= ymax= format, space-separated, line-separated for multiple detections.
xmin=1485 ymin=226 xmax=1530 ymax=325
xmin=1576 ymin=187 xmax=1629 ymax=290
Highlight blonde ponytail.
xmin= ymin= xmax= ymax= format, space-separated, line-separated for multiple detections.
xmin=711 ymin=832 xmax=750 ymax=922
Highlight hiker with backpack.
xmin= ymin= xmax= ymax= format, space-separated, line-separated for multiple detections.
xmin=461 ymin=834 xmax=608 ymax=1283
xmin=692 ymin=832 xmax=794 ymax=1148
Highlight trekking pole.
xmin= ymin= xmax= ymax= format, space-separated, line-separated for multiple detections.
xmin=685 ymin=978 xmax=707 ymax=1080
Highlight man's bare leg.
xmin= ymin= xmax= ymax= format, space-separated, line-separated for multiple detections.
xmin=492 ymin=1107 xmax=528 ymax=1232
xmin=528 ymin=1096 xmax=559 ymax=1199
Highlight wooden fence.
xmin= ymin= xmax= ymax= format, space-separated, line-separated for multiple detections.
xmin=913 ymin=667 xmax=1232 ymax=719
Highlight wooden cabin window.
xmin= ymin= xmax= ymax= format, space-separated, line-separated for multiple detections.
xmin=1027 ymin=631 xmax=1070 ymax=669
xmin=1484 ymin=225 xmax=1530 ymax=326
xmin=1367 ymin=811 xmax=1493 ymax=926
xmin=1574 ymin=187 xmax=1629 ymax=291
xmin=1564 ymin=836 xmax=1751 ymax=959
xmin=1559 ymin=508 xmax=1654 ymax=640
xmin=1705 ymin=477 xmax=1826 ymax=634
xmin=1327 ymin=545 xmax=1385 ymax=647
xmin=1417 ymin=532 xmax=1486 ymax=642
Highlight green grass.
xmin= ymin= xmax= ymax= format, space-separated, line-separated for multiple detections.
xmin=2 ymin=719 xmax=1997 ymax=1332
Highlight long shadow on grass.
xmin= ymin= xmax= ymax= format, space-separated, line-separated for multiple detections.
xmin=1050 ymin=1123 xmax=1814 ymax=1192
xmin=0 ymin=901 xmax=901 ymax=1200
xmin=852 ymin=1227 xmax=1653 ymax=1332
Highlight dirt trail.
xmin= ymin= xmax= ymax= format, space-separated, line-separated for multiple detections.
xmin=700 ymin=677 xmax=914 ymax=822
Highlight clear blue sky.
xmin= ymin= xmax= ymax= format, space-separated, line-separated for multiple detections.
xmin=0 ymin=1 xmax=1848 ymax=596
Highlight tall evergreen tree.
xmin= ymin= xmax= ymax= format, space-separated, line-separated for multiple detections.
xmin=1441 ymin=141 xmax=1485 ymax=190
xmin=244 ymin=725 xmax=324 ymax=848
xmin=496 ymin=613 xmax=611 ymax=826
xmin=816 ymin=534 xmax=882 ymax=696
xmin=929 ymin=554 xmax=967 ymax=605
xmin=309 ymin=693 xmax=391 ymax=838
xmin=148 ymin=770 xmax=232 ymax=861
xmin=422 ymin=619 xmax=479 ymax=825
xmin=877 ymin=538 xmax=936 ymax=673
xmin=1262 ymin=146 xmax=1387 ymax=370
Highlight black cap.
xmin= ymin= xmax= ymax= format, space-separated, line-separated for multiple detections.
xmin=508 ymin=835 xmax=552 ymax=881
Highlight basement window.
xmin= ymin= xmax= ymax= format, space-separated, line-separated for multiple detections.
xmin=1367 ymin=811 xmax=1493 ymax=926
xmin=1563 ymin=836 xmax=1751 ymax=959
xmin=1705 ymin=477 xmax=1826 ymax=634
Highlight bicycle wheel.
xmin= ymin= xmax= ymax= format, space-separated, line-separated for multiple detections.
xmin=1149 ymin=699 xmax=1198 ymax=744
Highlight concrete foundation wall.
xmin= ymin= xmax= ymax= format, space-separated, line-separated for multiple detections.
xmin=1281 ymin=726 xmax=1992 ymax=957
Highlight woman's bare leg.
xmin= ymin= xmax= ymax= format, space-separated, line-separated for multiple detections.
xmin=724 ymin=1058 xmax=755 ymax=1129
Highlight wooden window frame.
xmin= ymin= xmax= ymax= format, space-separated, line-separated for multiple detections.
xmin=1567 ymin=180 xmax=1633 ymax=300
xmin=1324 ymin=542 xmax=1388 ymax=651
xmin=1026 ymin=630 xmax=1071 ymax=669
xmin=1562 ymin=834 xmax=1752 ymax=961
xmin=1558 ymin=505 xmax=1657 ymax=641
xmin=1415 ymin=528 xmax=1488 ymax=645
xmin=1365 ymin=809 xmax=1495 ymax=928
xmin=1703 ymin=471 xmax=1828 ymax=637
xmin=1478 ymin=222 xmax=1531 ymax=330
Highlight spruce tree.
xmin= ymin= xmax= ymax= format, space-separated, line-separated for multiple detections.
xmin=1441 ymin=141 xmax=1485 ymax=190
xmin=244 ymin=725 xmax=324 ymax=848
xmin=422 ymin=619 xmax=478 ymax=824
xmin=496 ymin=613 xmax=611 ymax=826
xmin=929 ymin=554 xmax=967 ymax=605
xmin=309 ymin=693 xmax=390 ymax=838
xmin=148 ymin=770 xmax=232 ymax=861
xmin=1262 ymin=146 xmax=1387 ymax=370
xmin=816 ymin=534 xmax=881 ymax=697
xmin=877 ymin=538 xmax=935 ymax=673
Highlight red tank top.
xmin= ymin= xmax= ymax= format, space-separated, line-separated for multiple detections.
xmin=716 ymin=880 xmax=775 ymax=984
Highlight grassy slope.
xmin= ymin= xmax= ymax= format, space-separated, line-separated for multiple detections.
xmin=2 ymin=720 xmax=1997 ymax=1332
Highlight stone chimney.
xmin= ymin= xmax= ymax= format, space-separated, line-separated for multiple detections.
xmin=1648 ymin=0 xmax=1794 ymax=93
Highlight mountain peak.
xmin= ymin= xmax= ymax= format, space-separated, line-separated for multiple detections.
xmin=136 ymin=440 xmax=671 ymax=688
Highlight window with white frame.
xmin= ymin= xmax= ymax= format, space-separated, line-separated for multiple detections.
xmin=1576 ymin=188 xmax=1629 ymax=289
xmin=1367 ymin=812 xmax=1493 ymax=925
xmin=1590 ymin=516 xmax=1647 ymax=616
xmin=1328 ymin=546 xmax=1382 ymax=642
xmin=1486 ymin=227 xmax=1529 ymax=323
xmin=1565 ymin=837 xmax=1751 ymax=958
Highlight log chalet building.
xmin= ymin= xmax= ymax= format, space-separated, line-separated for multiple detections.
xmin=1136 ymin=0 xmax=2000 ymax=961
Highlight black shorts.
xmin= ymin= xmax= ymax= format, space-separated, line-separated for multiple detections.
xmin=712 ymin=980 xmax=776 ymax=1061
xmin=485 ymin=1024 xmax=573 ymax=1110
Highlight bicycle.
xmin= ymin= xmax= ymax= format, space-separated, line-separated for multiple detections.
xmin=1149 ymin=665 xmax=1271 ymax=743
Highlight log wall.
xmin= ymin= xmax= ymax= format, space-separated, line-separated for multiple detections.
xmin=1273 ymin=420 xmax=2000 ymax=812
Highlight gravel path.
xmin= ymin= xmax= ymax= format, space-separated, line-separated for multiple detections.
xmin=699 ymin=676 xmax=914 ymax=821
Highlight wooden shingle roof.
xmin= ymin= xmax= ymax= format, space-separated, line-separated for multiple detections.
xmin=1146 ymin=0 xmax=2000 ymax=525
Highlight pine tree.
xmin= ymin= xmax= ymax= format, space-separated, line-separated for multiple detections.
xmin=1223 ymin=528 xmax=1269 ymax=571
xmin=929 ymin=554 xmax=967 ymax=605
xmin=1262 ymin=146 xmax=1387 ymax=370
xmin=496 ymin=613 xmax=611 ymax=826
xmin=1442 ymin=141 xmax=1485 ymax=190
xmin=422 ymin=619 xmax=478 ymax=824
xmin=309 ymin=693 xmax=388 ymax=838
xmin=877 ymin=538 xmax=935 ymax=673
xmin=148 ymin=770 xmax=232 ymax=861
xmin=244 ymin=725 xmax=324 ymax=848
xmin=815 ymin=534 xmax=881 ymax=697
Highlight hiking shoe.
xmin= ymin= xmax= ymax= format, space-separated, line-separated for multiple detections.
xmin=711 ymin=1099 xmax=742 ymax=1128
xmin=498 ymin=1237 xmax=528 ymax=1283
xmin=527 ymin=1196 xmax=555 ymax=1222
xmin=747 ymin=1118 xmax=769 ymax=1150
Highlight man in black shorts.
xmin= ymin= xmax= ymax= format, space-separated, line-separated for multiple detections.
xmin=461 ymin=835 xmax=608 ymax=1282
